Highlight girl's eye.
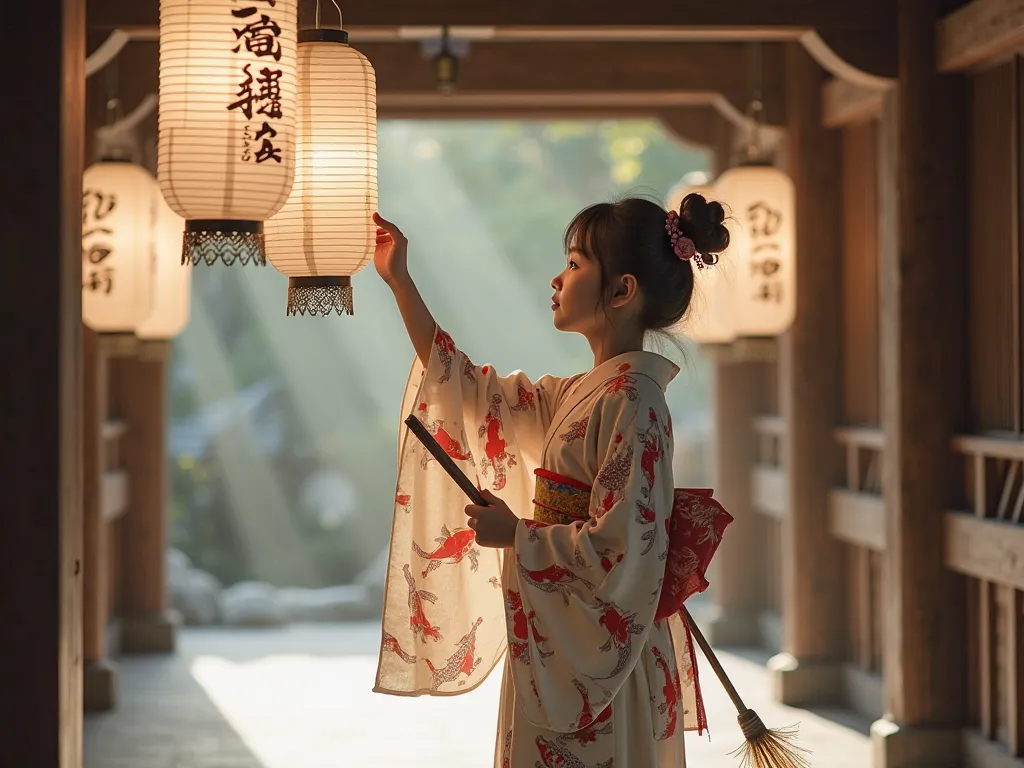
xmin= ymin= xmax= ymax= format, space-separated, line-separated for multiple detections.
xmin=568 ymin=260 xmax=578 ymax=270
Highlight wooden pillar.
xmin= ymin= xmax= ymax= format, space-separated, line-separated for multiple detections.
xmin=82 ymin=329 xmax=118 ymax=710
xmin=704 ymin=112 xmax=769 ymax=647
xmin=111 ymin=341 xmax=178 ymax=653
xmin=769 ymin=43 xmax=847 ymax=705
xmin=0 ymin=0 xmax=85 ymax=763
xmin=871 ymin=1 xmax=969 ymax=765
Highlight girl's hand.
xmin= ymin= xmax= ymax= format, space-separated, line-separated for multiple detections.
xmin=465 ymin=489 xmax=519 ymax=548
xmin=373 ymin=212 xmax=410 ymax=288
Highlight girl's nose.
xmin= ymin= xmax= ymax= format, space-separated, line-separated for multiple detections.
xmin=551 ymin=274 xmax=561 ymax=290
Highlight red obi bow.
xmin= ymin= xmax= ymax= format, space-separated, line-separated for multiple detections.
xmin=655 ymin=488 xmax=733 ymax=621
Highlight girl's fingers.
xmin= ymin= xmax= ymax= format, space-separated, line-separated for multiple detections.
xmin=465 ymin=504 xmax=485 ymax=518
xmin=372 ymin=212 xmax=405 ymax=240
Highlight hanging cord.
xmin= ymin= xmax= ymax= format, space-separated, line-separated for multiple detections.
xmin=315 ymin=0 xmax=343 ymax=30
xmin=744 ymin=41 xmax=766 ymax=164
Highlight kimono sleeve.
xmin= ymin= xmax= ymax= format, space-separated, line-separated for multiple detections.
xmin=505 ymin=384 xmax=673 ymax=732
xmin=409 ymin=325 xmax=576 ymax=482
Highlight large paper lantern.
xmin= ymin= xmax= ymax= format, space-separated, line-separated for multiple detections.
xmin=265 ymin=29 xmax=377 ymax=316
xmin=158 ymin=0 xmax=298 ymax=267
xmin=137 ymin=194 xmax=192 ymax=340
xmin=82 ymin=161 xmax=156 ymax=332
xmin=713 ymin=163 xmax=796 ymax=337
xmin=666 ymin=175 xmax=736 ymax=345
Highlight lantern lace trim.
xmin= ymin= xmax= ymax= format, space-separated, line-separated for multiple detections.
xmin=182 ymin=220 xmax=267 ymax=267
xmin=287 ymin=276 xmax=353 ymax=317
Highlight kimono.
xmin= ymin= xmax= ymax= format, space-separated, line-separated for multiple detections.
xmin=374 ymin=327 xmax=731 ymax=768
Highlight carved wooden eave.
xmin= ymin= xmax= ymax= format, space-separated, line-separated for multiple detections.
xmin=87 ymin=0 xmax=898 ymax=84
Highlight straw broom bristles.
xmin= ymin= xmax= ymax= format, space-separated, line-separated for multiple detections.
xmin=682 ymin=608 xmax=812 ymax=768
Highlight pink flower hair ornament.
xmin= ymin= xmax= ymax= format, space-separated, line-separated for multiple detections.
xmin=665 ymin=210 xmax=718 ymax=269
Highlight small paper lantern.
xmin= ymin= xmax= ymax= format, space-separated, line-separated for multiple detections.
xmin=666 ymin=178 xmax=737 ymax=346
xmin=713 ymin=163 xmax=796 ymax=337
xmin=82 ymin=161 xmax=156 ymax=332
xmin=137 ymin=194 xmax=192 ymax=340
xmin=157 ymin=0 xmax=298 ymax=267
xmin=265 ymin=29 xmax=377 ymax=316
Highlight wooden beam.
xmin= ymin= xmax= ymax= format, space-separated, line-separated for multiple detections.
xmin=775 ymin=43 xmax=847 ymax=692
xmin=945 ymin=511 xmax=1024 ymax=589
xmin=822 ymin=78 xmax=890 ymax=128
xmin=876 ymin=0 xmax=969 ymax=752
xmin=110 ymin=350 xmax=179 ymax=654
xmin=938 ymin=0 xmax=1024 ymax=72
xmin=0 ymin=0 xmax=85 ymax=762
xmin=829 ymin=490 xmax=886 ymax=550
xmin=658 ymin=107 xmax=719 ymax=152
xmin=86 ymin=0 xmax=898 ymax=79
xmin=358 ymin=41 xmax=788 ymax=127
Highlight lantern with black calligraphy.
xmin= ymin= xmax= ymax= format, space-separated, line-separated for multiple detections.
xmin=81 ymin=161 xmax=157 ymax=333
xmin=157 ymin=0 xmax=298 ymax=267
xmin=137 ymin=194 xmax=192 ymax=340
xmin=666 ymin=173 xmax=736 ymax=345
xmin=713 ymin=163 xmax=796 ymax=337
xmin=264 ymin=28 xmax=377 ymax=316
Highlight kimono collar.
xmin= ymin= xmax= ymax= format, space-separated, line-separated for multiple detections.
xmin=585 ymin=350 xmax=680 ymax=393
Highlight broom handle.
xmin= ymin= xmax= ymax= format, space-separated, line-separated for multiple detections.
xmin=681 ymin=606 xmax=749 ymax=714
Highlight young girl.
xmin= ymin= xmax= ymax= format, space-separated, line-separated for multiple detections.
xmin=372 ymin=193 xmax=732 ymax=768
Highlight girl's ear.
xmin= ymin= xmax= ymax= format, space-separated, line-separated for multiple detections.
xmin=609 ymin=273 xmax=638 ymax=309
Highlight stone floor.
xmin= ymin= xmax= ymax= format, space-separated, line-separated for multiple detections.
xmin=84 ymin=621 xmax=872 ymax=768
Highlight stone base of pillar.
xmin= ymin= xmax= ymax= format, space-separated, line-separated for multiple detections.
xmin=701 ymin=605 xmax=764 ymax=648
xmin=120 ymin=610 xmax=180 ymax=654
xmin=871 ymin=719 xmax=962 ymax=768
xmin=768 ymin=652 xmax=844 ymax=707
xmin=83 ymin=658 xmax=118 ymax=713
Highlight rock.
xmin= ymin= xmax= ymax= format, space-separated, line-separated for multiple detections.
xmin=221 ymin=581 xmax=286 ymax=627
xmin=167 ymin=548 xmax=193 ymax=587
xmin=174 ymin=569 xmax=223 ymax=627
xmin=277 ymin=585 xmax=374 ymax=623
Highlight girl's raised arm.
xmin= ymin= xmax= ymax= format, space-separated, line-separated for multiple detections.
xmin=374 ymin=212 xmax=435 ymax=366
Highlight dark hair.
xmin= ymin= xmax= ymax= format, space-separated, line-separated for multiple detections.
xmin=562 ymin=192 xmax=730 ymax=332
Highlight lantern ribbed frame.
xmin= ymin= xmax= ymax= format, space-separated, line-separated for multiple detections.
xmin=713 ymin=164 xmax=796 ymax=337
xmin=137 ymin=193 xmax=192 ymax=340
xmin=82 ymin=160 xmax=157 ymax=333
xmin=157 ymin=0 xmax=298 ymax=267
xmin=264 ymin=28 xmax=378 ymax=317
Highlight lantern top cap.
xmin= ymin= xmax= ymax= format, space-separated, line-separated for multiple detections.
xmin=299 ymin=29 xmax=349 ymax=44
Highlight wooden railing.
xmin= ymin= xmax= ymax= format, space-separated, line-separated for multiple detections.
xmin=947 ymin=433 xmax=1024 ymax=761
xmin=752 ymin=414 xmax=785 ymax=628
xmin=831 ymin=426 xmax=886 ymax=719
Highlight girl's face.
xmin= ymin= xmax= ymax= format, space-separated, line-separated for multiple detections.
xmin=550 ymin=248 xmax=604 ymax=335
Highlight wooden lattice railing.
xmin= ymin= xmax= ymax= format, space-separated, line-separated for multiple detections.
xmin=948 ymin=433 xmax=1024 ymax=760
xmin=752 ymin=414 xmax=785 ymax=622
xmin=830 ymin=427 xmax=886 ymax=719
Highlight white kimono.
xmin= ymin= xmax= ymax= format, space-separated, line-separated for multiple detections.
xmin=374 ymin=326 xmax=711 ymax=768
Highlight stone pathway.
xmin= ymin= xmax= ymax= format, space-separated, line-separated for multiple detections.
xmin=84 ymin=622 xmax=871 ymax=767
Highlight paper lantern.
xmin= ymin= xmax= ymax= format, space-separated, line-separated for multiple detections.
xmin=713 ymin=163 xmax=796 ymax=337
xmin=158 ymin=0 xmax=298 ymax=267
xmin=82 ymin=161 xmax=156 ymax=332
xmin=666 ymin=178 xmax=737 ymax=346
xmin=137 ymin=194 xmax=192 ymax=340
xmin=265 ymin=29 xmax=377 ymax=316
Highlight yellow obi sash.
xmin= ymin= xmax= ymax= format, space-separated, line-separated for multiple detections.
xmin=532 ymin=469 xmax=592 ymax=524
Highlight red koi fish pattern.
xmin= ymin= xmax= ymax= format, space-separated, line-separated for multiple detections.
xmin=424 ymin=616 xmax=483 ymax=690
xmin=412 ymin=524 xmax=480 ymax=578
xmin=403 ymin=564 xmax=441 ymax=644
xmin=478 ymin=394 xmax=517 ymax=490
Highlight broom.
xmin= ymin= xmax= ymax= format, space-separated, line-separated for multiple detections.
xmin=403 ymin=414 xmax=811 ymax=768
xmin=680 ymin=607 xmax=811 ymax=768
